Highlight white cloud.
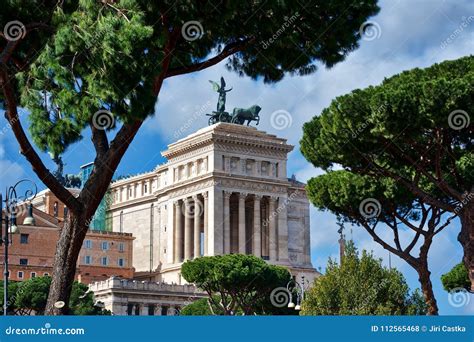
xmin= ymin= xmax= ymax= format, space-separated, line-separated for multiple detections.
xmin=0 ymin=141 xmax=25 ymax=189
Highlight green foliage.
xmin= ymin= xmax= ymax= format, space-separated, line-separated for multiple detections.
xmin=181 ymin=254 xmax=291 ymax=315
xmin=180 ymin=296 xmax=225 ymax=316
xmin=300 ymin=57 xmax=473 ymax=313
xmin=0 ymin=281 xmax=21 ymax=315
xmin=301 ymin=56 xmax=473 ymax=206
xmin=306 ymin=170 xmax=416 ymax=225
xmin=14 ymin=276 xmax=51 ymax=314
xmin=11 ymin=0 xmax=379 ymax=156
xmin=0 ymin=277 xmax=109 ymax=315
xmin=441 ymin=262 xmax=471 ymax=292
xmin=301 ymin=241 xmax=427 ymax=315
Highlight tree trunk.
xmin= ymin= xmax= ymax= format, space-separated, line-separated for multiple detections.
xmin=458 ymin=201 xmax=474 ymax=291
xmin=416 ymin=264 xmax=438 ymax=315
xmin=45 ymin=211 xmax=89 ymax=315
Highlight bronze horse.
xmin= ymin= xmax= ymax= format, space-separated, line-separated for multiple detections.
xmin=231 ymin=105 xmax=261 ymax=126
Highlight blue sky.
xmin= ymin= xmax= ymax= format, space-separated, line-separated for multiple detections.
xmin=0 ymin=0 xmax=473 ymax=314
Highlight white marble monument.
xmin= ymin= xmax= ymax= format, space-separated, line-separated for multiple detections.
xmin=108 ymin=123 xmax=318 ymax=284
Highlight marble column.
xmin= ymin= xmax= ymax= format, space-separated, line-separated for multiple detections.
xmin=238 ymin=192 xmax=246 ymax=254
xmin=223 ymin=191 xmax=232 ymax=254
xmin=140 ymin=304 xmax=147 ymax=316
xmin=184 ymin=198 xmax=193 ymax=260
xmin=193 ymin=195 xmax=201 ymax=258
xmin=269 ymin=196 xmax=278 ymax=261
xmin=155 ymin=305 xmax=162 ymax=316
xmin=277 ymin=196 xmax=289 ymax=263
xmin=174 ymin=201 xmax=183 ymax=263
xmin=253 ymin=195 xmax=262 ymax=258
xmin=203 ymin=192 xmax=209 ymax=256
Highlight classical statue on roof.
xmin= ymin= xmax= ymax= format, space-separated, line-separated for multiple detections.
xmin=206 ymin=77 xmax=261 ymax=126
xmin=50 ymin=154 xmax=82 ymax=188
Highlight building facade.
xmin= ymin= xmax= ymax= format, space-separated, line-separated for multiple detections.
xmin=108 ymin=123 xmax=317 ymax=284
xmin=90 ymin=276 xmax=206 ymax=315
xmin=1 ymin=205 xmax=134 ymax=283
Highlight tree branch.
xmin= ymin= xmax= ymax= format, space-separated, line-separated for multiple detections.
xmin=90 ymin=124 xmax=109 ymax=158
xmin=0 ymin=66 xmax=81 ymax=212
xmin=79 ymin=28 xmax=180 ymax=215
xmin=358 ymin=218 xmax=417 ymax=266
xmin=0 ymin=23 xmax=52 ymax=64
xmin=380 ymin=137 xmax=463 ymax=201
xmin=359 ymin=159 xmax=455 ymax=213
xmin=165 ymin=37 xmax=255 ymax=79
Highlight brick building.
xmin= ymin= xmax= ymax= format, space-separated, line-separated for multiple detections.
xmin=0 ymin=200 xmax=134 ymax=284
xmin=30 ymin=188 xmax=81 ymax=221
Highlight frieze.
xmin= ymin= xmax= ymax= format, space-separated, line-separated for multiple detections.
xmin=167 ymin=179 xmax=217 ymax=198
xmin=214 ymin=143 xmax=288 ymax=159
xmin=165 ymin=144 xmax=213 ymax=163
xmin=219 ymin=178 xmax=288 ymax=194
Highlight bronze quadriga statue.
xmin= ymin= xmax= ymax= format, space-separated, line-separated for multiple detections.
xmin=206 ymin=77 xmax=260 ymax=126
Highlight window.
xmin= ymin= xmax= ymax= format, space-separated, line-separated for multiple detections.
xmin=144 ymin=184 xmax=148 ymax=194
xmin=101 ymin=257 xmax=108 ymax=266
xmin=19 ymin=258 xmax=28 ymax=265
xmin=85 ymin=240 xmax=92 ymax=249
xmin=84 ymin=255 xmax=92 ymax=265
xmin=64 ymin=207 xmax=68 ymax=217
xmin=44 ymin=273 xmax=49 ymax=277
xmin=119 ymin=243 xmax=124 ymax=252
xmin=118 ymin=258 xmax=124 ymax=267
xmin=161 ymin=306 xmax=168 ymax=316
xmin=53 ymin=201 xmax=58 ymax=217
xmin=20 ymin=234 xmax=29 ymax=244
xmin=31 ymin=272 xmax=36 ymax=278
xmin=101 ymin=241 xmax=109 ymax=250
xmin=17 ymin=271 xmax=23 ymax=279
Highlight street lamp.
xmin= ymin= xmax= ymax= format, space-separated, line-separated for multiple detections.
xmin=286 ymin=275 xmax=309 ymax=311
xmin=0 ymin=179 xmax=37 ymax=316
